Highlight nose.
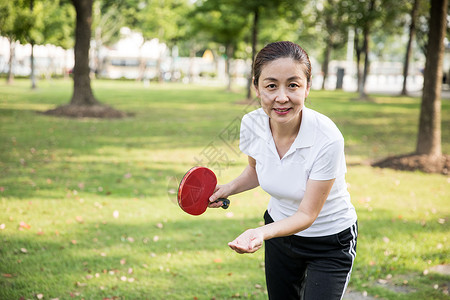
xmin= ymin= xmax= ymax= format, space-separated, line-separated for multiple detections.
xmin=275 ymin=87 xmax=289 ymax=103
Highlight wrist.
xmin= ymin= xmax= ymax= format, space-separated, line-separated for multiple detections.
xmin=227 ymin=181 xmax=237 ymax=196
xmin=258 ymin=225 xmax=272 ymax=241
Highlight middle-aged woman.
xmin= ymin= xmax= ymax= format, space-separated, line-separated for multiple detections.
xmin=209 ymin=41 xmax=358 ymax=300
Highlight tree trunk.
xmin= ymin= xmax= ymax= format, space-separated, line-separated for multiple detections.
xmin=359 ymin=0 xmax=375 ymax=99
xmin=246 ymin=6 xmax=259 ymax=100
xmin=30 ymin=0 xmax=36 ymax=89
xmin=355 ymin=33 xmax=362 ymax=93
xmin=360 ymin=27 xmax=369 ymax=99
xmin=7 ymin=39 xmax=14 ymax=84
xmin=321 ymin=41 xmax=331 ymax=90
xmin=401 ymin=0 xmax=419 ymax=96
xmin=30 ymin=42 xmax=36 ymax=89
xmin=416 ymin=0 xmax=447 ymax=157
xmin=188 ymin=48 xmax=195 ymax=84
xmin=70 ymin=0 xmax=98 ymax=106
xmin=225 ymin=43 xmax=233 ymax=92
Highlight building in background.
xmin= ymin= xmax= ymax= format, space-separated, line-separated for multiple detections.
xmin=0 ymin=29 xmax=431 ymax=93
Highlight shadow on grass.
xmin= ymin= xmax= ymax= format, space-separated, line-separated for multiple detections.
xmin=0 ymin=216 xmax=266 ymax=299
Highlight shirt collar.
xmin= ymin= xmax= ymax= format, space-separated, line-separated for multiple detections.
xmin=292 ymin=107 xmax=315 ymax=149
xmin=257 ymin=106 xmax=315 ymax=149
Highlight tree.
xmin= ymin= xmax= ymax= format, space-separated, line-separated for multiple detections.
xmin=316 ymin=0 xmax=348 ymax=90
xmin=137 ymin=0 xmax=191 ymax=82
xmin=238 ymin=0 xmax=305 ymax=99
xmin=40 ymin=0 xmax=75 ymax=79
xmin=400 ymin=0 xmax=420 ymax=95
xmin=70 ymin=0 xmax=97 ymax=106
xmin=416 ymin=0 xmax=447 ymax=158
xmin=92 ymin=2 xmax=125 ymax=77
xmin=345 ymin=0 xmax=409 ymax=99
xmin=0 ymin=0 xmax=35 ymax=84
xmin=44 ymin=0 xmax=125 ymax=118
xmin=373 ymin=0 xmax=449 ymax=174
xmin=191 ymin=0 xmax=248 ymax=91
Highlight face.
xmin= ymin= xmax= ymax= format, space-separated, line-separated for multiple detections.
xmin=255 ymin=57 xmax=310 ymax=127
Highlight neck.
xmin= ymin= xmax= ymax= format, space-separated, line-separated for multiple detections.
xmin=269 ymin=110 xmax=302 ymax=139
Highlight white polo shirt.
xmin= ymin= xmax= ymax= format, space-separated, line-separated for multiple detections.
xmin=239 ymin=107 xmax=357 ymax=237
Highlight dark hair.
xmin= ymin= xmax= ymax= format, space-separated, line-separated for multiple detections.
xmin=253 ymin=41 xmax=312 ymax=87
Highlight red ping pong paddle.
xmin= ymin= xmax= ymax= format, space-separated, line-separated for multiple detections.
xmin=177 ymin=166 xmax=230 ymax=216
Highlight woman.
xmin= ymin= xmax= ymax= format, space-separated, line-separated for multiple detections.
xmin=209 ymin=41 xmax=357 ymax=300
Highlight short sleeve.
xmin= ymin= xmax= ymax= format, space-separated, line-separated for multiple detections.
xmin=309 ymin=139 xmax=346 ymax=180
xmin=239 ymin=114 xmax=252 ymax=156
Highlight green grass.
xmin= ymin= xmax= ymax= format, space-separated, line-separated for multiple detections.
xmin=0 ymin=79 xmax=449 ymax=300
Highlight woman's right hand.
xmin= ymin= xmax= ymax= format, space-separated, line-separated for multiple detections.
xmin=208 ymin=184 xmax=232 ymax=208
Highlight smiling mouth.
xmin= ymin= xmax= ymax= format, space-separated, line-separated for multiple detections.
xmin=273 ymin=108 xmax=291 ymax=112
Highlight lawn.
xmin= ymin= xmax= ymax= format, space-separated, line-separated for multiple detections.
xmin=0 ymin=79 xmax=449 ymax=300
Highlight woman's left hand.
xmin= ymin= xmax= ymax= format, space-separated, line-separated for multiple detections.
xmin=228 ymin=228 xmax=264 ymax=254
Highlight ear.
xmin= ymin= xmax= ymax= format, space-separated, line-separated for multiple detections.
xmin=253 ymin=77 xmax=261 ymax=98
xmin=305 ymin=85 xmax=311 ymax=98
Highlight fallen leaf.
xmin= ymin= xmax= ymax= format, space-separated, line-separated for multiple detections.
xmin=0 ymin=224 xmax=5 ymax=230
xmin=120 ymin=259 xmax=126 ymax=265
xmin=75 ymin=216 xmax=84 ymax=223
xmin=156 ymin=223 xmax=163 ymax=229
xmin=36 ymin=294 xmax=44 ymax=299
xmin=213 ymin=258 xmax=222 ymax=263
xmin=20 ymin=248 xmax=28 ymax=254
xmin=153 ymin=236 xmax=159 ymax=242
xmin=71 ymin=240 xmax=77 ymax=245
xmin=2 ymin=273 xmax=13 ymax=278
xmin=19 ymin=222 xmax=31 ymax=229
xmin=226 ymin=212 xmax=234 ymax=218
xmin=113 ymin=210 xmax=119 ymax=218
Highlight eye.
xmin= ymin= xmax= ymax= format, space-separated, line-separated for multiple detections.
xmin=266 ymin=84 xmax=276 ymax=89
xmin=288 ymin=83 xmax=299 ymax=88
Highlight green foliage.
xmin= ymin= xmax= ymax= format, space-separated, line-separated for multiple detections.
xmin=137 ymin=0 xmax=191 ymax=44
xmin=0 ymin=79 xmax=449 ymax=299
xmin=0 ymin=0 xmax=34 ymax=43
xmin=40 ymin=0 xmax=75 ymax=49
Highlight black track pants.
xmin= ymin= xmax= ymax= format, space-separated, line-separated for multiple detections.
xmin=264 ymin=211 xmax=358 ymax=300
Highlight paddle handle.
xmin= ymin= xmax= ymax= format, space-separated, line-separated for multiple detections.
xmin=217 ymin=198 xmax=230 ymax=209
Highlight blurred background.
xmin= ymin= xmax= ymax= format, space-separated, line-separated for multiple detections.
xmin=1 ymin=0 xmax=448 ymax=95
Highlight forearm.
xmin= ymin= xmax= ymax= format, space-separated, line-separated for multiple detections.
xmin=228 ymin=164 xmax=259 ymax=195
xmin=259 ymin=211 xmax=315 ymax=240
xmin=258 ymin=179 xmax=334 ymax=240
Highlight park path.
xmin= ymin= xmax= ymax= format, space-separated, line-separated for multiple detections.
xmin=344 ymin=289 xmax=379 ymax=300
